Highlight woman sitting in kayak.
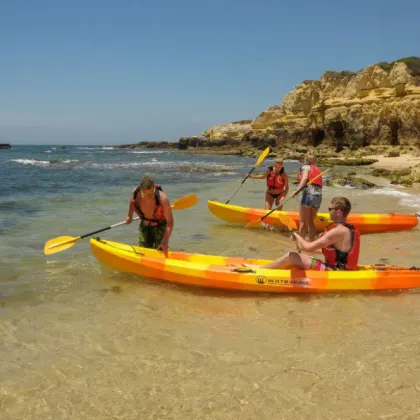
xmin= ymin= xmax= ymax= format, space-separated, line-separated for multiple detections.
xmin=246 ymin=197 xmax=360 ymax=271
xmin=248 ymin=157 xmax=289 ymax=210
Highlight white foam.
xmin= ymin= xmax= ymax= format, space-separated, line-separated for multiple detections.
xmin=10 ymin=159 xmax=50 ymax=167
xmin=213 ymin=171 xmax=236 ymax=176
xmin=373 ymin=187 xmax=420 ymax=211
xmin=373 ymin=187 xmax=411 ymax=198
xmin=9 ymin=158 xmax=80 ymax=167
xmin=61 ymin=160 xmax=79 ymax=164
xmin=101 ymin=147 xmax=114 ymax=150
xmin=91 ymin=162 xmax=145 ymax=169
xmin=131 ymin=150 xmax=167 ymax=154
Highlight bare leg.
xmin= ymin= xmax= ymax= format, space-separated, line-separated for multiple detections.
xmin=261 ymin=251 xmax=313 ymax=269
xmin=298 ymin=205 xmax=311 ymax=239
xmin=265 ymin=192 xmax=274 ymax=210
xmin=308 ymin=207 xmax=319 ymax=241
xmin=275 ymin=192 xmax=287 ymax=211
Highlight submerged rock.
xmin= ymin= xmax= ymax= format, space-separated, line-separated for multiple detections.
xmin=174 ymin=165 xmax=236 ymax=173
xmin=370 ymin=165 xmax=420 ymax=186
xmin=326 ymin=173 xmax=378 ymax=189
xmin=319 ymin=158 xmax=378 ymax=166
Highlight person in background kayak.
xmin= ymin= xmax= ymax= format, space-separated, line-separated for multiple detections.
xmin=292 ymin=154 xmax=322 ymax=241
xmin=248 ymin=157 xmax=289 ymax=210
xmin=247 ymin=197 xmax=360 ymax=270
xmin=125 ymin=176 xmax=174 ymax=254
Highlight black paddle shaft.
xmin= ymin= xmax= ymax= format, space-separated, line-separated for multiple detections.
xmin=226 ymin=167 xmax=256 ymax=204
xmin=80 ymin=226 xmax=112 ymax=239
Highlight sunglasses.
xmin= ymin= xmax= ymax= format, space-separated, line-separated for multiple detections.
xmin=141 ymin=187 xmax=156 ymax=197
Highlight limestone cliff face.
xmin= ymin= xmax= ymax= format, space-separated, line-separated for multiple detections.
xmin=203 ymin=120 xmax=253 ymax=140
xmin=203 ymin=58 xmax=420 ymax=150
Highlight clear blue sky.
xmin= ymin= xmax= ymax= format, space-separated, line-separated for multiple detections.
xmin=1 ymin=0 xmax=419 ymax=145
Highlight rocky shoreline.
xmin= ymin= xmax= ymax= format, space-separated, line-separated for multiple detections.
xmin=115 ymin=57 xmax=420 ymax=187
xmin=116 ymin=140 xmax=420 ymax=187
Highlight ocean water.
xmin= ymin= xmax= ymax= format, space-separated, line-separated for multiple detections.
xmin=1 ymin=145 xmax=420 ymax=419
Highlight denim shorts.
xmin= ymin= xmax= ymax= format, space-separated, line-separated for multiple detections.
xmin=300 ymin=193 xmax=322 ymax=209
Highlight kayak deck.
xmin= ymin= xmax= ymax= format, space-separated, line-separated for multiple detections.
xmin=90 ymin=238 xmax=420 ymax=293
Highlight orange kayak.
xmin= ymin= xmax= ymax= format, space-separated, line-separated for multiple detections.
xmin=208 ymin=201 xmax=419 ymax=234
xmin=90 ymin=238 xmax=420 ymax=293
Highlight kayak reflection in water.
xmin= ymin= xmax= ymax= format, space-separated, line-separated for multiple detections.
xmin=245 ymin=197 xmax=360 ymax=271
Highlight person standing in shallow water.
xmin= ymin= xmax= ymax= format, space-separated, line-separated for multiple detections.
xmin=292 ymin=154 xmax=323 ymax=241
xmin=125 ymin=176 xmax=174 ymax=255
xmin=248 ymin=157 xmax=289 ymax=210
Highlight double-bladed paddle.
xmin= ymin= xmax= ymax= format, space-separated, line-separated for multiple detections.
xmin=44 ymin=194 xmax=198 ymax=255
xmin=225 ymin=147 xmax=270 ymax=204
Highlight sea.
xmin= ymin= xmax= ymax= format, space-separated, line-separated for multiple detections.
xmin=1 ymin=145 xmax=420 ymax=419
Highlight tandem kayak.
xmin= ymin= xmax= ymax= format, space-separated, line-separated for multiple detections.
xmin=90 ymin=238 xmax=420 ymax=293
xmin=208 ymin=200 xmax=419 ymax=234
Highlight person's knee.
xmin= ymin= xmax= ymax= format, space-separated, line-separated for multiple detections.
xmin=288 ymin=251 xmax=300 ymax=263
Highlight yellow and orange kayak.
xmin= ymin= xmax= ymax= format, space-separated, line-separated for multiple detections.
xmin=208 ymin=201 xmax=419 ymax=234
xmin=90 ymin=238 xmax=420 ymax=293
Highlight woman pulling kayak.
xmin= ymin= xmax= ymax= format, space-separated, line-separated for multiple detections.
xmin=248 ymin=157 xmax=289 ymax=210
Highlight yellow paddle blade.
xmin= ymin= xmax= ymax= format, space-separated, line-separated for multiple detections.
xmin=281 ymin=215 xmax=298 ymax=231
xmin=171 ymin=194 xmax=198 ymax=210
xmin=245 ymin=213 xmax=297 ymax=230
xmin=44 ymin=235 xmax=81 ymax=255
xmin=253 ymin=147 xmax=270 ymax=169
xmin=244 ymin=218 xmax=264 ymax=229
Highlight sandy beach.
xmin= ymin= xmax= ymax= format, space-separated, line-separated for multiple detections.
xmin=366 ymin=153 xmax=420 ymax=170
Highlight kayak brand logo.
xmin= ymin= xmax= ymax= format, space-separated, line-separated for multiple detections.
xmin=255 ymin=276 xmax=267 ymax=284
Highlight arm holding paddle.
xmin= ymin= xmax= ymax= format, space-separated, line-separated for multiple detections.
xmin=44 ymin=194 xmax=198 ymax=255
xmin=248 ymin=168 xmax=270 ymax=180
xmin=292 ymin=168 xmax=309 ymax=197
xmin=292 ymin=231 xmax=332 ymax=253
xmin=277 ymin=172 xmax=289 ymax=208
xmin=125 ymin=187 xmax=138 ymax=224
xmin=157 ymin=194 xmax=174 ymax=255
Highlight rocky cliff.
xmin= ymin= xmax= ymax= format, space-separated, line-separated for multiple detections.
xmin=197 ymin=57 xmax=420 ymax=152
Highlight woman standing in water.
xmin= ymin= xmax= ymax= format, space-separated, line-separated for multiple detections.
xmin=248 ymin=157 xmax=289 ymax=210
xmin=292 ymin=154 xmax=323 ymax=241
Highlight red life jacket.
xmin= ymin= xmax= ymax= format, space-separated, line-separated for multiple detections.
xmin=131 ymin=184 xmax=166 ymax=224
xmin=266 ymin=166 xmax=286 ymax=189
xmin=297 ymin=164 xmax=323 ymax=187
xmin=321 ymin=223 xmax=360 ymax=270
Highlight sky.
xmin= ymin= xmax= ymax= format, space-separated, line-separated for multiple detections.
xmin=1 ymin=0 xmax=419 ymax=145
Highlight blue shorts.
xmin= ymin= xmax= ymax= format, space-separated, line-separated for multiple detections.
xmin=300 ymin=193 xmax=322 ymax=209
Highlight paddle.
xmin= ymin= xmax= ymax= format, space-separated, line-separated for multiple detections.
xmin=225 ymin=146 xmax=270 ymax=204
xmin=44 ymin=194 xmax=199 ymax=255
xmin=244 ymin=168 xmax=331 ymax=230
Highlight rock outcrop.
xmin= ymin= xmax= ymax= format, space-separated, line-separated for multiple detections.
xmin=116 ymin=141 xmax=177 ymax=149
xmin=198 ymin=57 xmax=420 ymax=152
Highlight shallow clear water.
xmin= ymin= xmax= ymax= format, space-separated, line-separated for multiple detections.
xmin=1 ymin=145 xmax=420 ymax=419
